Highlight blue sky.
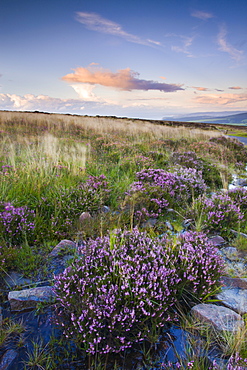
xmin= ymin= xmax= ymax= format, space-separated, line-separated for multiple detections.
xmin=0 ymin=0 xmax=246 ymax=119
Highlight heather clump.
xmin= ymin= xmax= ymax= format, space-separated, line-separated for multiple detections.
xmin=0 ymin=202 xmax=35 ymax=246
xmin=209 ymin=136 xmax=247 ymax=165
xmin=54 ymin=228 xmax=223 ymax=357
xmin=189 ymin=192 xmax=244 ymax=235
xmin=125 ymin=168 xmax=207 ymax=223
xmin=227 ymin=187 xmax=247 ymax=216
xmin=170 ymin=151 xmax=222 ymax=189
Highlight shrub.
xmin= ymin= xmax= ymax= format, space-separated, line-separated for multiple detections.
xmin=125 ymin=168 xmax=207 ymax=222
xmin=0 ymin=202 xmax=35 ymax=245
xmin=189 ymin=192 xmax=244 ymax=234
xmin=227 ymin=187 xmax=247 ymax=216
xmin=54 ymin=229 xmax=223 ymax=356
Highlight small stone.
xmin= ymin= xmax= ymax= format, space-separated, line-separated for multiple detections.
xmin=8 ymin=286 xmax=56 ymax=312
xmin=48 ymin=239 xmax=77 ymax=258
xmin=79 ymin=212 xmax=92 ymax=223
xmin=221 ymin=246 xmax=240 ymax=261
xmin=101 ymin=205 xmax=110 ymax=213
xmin=142 ymin=218 xmax=157 ymax=228
xmin=0 ymin=349 xmax=18 ymax=370
xmin=191 ymin=303 xmax=244 ymax=332
xmin=216 ymin=288 xmax=247 ymax=315
xmin=208 ymin=235 xmax=226 ymax=247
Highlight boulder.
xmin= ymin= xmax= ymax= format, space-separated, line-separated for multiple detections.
xmin=216 ymin=288 xmax=247 ymax=315
xmin=191 ymin=303 xmax=244 ymax=332
xmin=8 ymin=286 xmax=56 ymax=312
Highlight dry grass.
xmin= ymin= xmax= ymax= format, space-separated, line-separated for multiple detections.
xmin=0 ymin=111 xmax=222 ymax=142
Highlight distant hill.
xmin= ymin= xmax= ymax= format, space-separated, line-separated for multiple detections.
xmin=163 ymin=112 xmax=247 ymax=125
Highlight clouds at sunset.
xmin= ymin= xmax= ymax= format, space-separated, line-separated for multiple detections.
xmin=195 ymin=93 xmax=247 ymax=106
xmin=62 ymin=66 xmax=184 ymax=92
xmin=192 ymin=86 xmax=209 ymax=91
xmin=229 ymin=86 xmax=242 ymax=90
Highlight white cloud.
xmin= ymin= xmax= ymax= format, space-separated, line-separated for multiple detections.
xmin=75 ymin=11 xmax=161 ymax=47
xmin=191 ymin=10 xmax=214 ymax=20
xmin=171 ymin=35 xmax=195 ymax=57
xmin=217 ymin=25 xmax=244 ymax=62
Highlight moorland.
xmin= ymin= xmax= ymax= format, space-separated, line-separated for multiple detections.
xmin=1 ymin=111 xmax=247 ymax=369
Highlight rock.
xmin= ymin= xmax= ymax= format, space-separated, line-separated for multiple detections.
xmin=142 ymin=218 xmax=157 ymax=228
xmin=220 ymin=246 xmax=240 ymax=262
xmin=234 ymin=178 xmax=247 ymax=187
xmin=0 ymin=306 xmax=2 ymax=327
xmin=221 ymin=276 xmax=247 ymax=290
xmin=216 ymin=288 xmax=247 ymax=315
xmin=79 ymin=212 xmax=92 ymax=223
xmin=191 ymin=303 xmax=244 ymax=332
xmin=101 ymin=205 xmax=110 ymax=213
xmin=3 ymin=271 xmax=33 ymax=289
xmin=208 ymin=235 xmax=226 ymax=247
xmin=0 ymin=349 xmax=18 ymax=370
xmin=48 ymin=239 xmax=77 ymax=258
xmin=8 ymin=286 xmax=56 ymax=312
xmin=165 ymin=221 xmax=174 ymax=231
xmin=182 ymin=219 xmax=193 ymax=230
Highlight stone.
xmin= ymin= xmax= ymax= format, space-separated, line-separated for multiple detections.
xmin=220 ymin=246 xmax=240 ymax=261
xmin=101 ymin=205 xmax=110 ymax=213
xmin=208 ymin=235 xmax=226 ymax=247
xmin=3 ymin=271 xmax=33 ymax=289
xmin=221 ymin=276 xmax=247 ymax=290
xmin=216 ymin=288 xmax=247 ymax=315
xmin=234 ymin=178 xmax=247 ymax=187
xmin=0 ymin=349 xmax=18 ymax=370
xmin=48 ymin=239 xmax=77 ymax=258
xmin=79 ymin=211 xmax=92 ymax=223
xmin=142 ymin=218 xmax=157 ymax=228
xmin=8 ymin=286 xmax=56 ymax=311
xmin=191 ymin=303 xmax=244 ymax=332
xmin=0 ymin=306 xmax=2 ymax=327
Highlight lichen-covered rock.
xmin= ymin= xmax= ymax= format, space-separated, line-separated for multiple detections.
xmin=8 ymin=286 xmax=56 ymax=311
xmin=191 ymin=303 xmax=244 ymax=332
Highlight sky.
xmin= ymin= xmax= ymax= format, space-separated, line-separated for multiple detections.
xmin=0 ymin=0 xmax=247 ymax=119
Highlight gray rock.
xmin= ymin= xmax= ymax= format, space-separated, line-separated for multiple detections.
xmin=142 ymin=218 xmax=157 ymax=228
xmin=48 ymin=239 xmax=77 ymax=258
xmin=3 ymin=271 xmax=33 ymax=289
xmin=79 ymin=211 xmax=92 ymax=223
xmin=221 ymin=246 xmax=240 ymax=261
xmin=191 ymin=303 xmax=244 ymax=332
xmin=101 ymin=205 xmax=110 ymax=213
xmin=221 ymin=276 xmax=247 ymax=290
xmin=216 ymin=288 xmax=247 ymax=314
xmin=208 ymin=235 xmax=226 ymax=247
xmin=0 ymin=349 xmax=18 ymax=370
xmin=8 ymin=286 xmax=56 ymax=311
xmin=234 ymin=178 xmax=247 ymax=187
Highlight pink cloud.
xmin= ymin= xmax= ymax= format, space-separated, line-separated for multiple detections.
xmin=192 ymin=86 xmax=209 ymax=91
xmin=62 ymin=66 xmax=183 ymax=92
xmin=195 ymin=93 xmax=247 ymax=105
xmin=228 ymin=86 xmax=242 ymax=90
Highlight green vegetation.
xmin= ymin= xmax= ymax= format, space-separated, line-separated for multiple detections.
xmin=1 ymin=111 xmax=247 ymax=369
